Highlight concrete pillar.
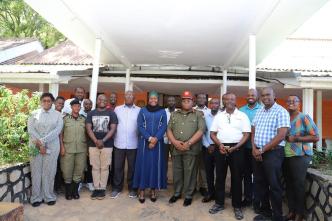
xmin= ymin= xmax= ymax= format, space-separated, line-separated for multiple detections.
xmin=49 ymin=83 xmax=59 ymax=97
xmin=316 ymin=90 xmax=322 ymax=152
xmin=125 ymin=68 xmax=131 ymax=92
xmin=249 ymin=35 xmax=256 ymax=89
xmin=38 ymin=83 xmax=44 ymax=92
xmin=89 ymin=38 xmax=102 ymax=109
xmin=223 ymin=70 xmax=227 ymax=94
xmin=302 ymin=88 xmax=314 ymax=119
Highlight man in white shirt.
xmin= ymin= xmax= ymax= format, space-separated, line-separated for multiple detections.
xmin=62 ymin=87 xmax=86 ymax=115
xmin=111 ymin=91 xmax=140 ymax=199
xmin=194 ymin=93 xmax=210 ymax=198
xmin=164 ymin=96 xmax=177 ymax=180
xmin=209 ymin=92 xmax=251 ymax=220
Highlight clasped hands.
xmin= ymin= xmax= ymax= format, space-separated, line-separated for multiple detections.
xmin=173 ymin=140 xmax=191 ymax=152
xmin=33 ymin=139 xmax=46 ymax=155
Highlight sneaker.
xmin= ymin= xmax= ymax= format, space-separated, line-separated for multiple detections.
xmin=91 ymin=190 xmax=99 ymax=200
xmin=97 ymin=190 xmax=106 ymax=200
xmin=110 ymin=191 xmax=120 ymax=199
xmin=128 ymin=191 xmax=137 ymax=198
xmin=87 ymin=183 xmax=95 ymax=191
xmin=234 ymin=208 xmax=244 ymax=220
xmin=209 ymin=204 xmax=225 ymax=214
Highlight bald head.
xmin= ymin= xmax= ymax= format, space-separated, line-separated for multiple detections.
xmin=246 ymin=88 xmax=259 ymax=106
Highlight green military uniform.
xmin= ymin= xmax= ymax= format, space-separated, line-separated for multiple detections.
xmin=168 ymin=109 xmax=206 ymax=199
xmin=61 ymin=114 xmax=87 ymax=183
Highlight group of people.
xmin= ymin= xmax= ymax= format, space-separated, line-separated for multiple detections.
xmin=27 ymin=86 xmax=319 ymax=221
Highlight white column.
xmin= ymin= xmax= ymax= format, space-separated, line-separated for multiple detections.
xmin=316 ymin=90 xmax=323 ymax=152
xmin=38 ymin=83 xmax=44 ymax=92
xmin=302 ymin=88 xmax=314 ymax=119
xmin=220 ymin=85 xmax=224 ymax=105
xmin=49 ymin=70 xmax=59 ymax=97
xmin=129 ymin=82 xmax=134 ymax=91
xmin=125 ymin=68 xmax=131 ymax=92
xmin=223 ymin=70 xmax=228 ymax=94
xmin=89 ymin=38 xmax=102 ymax=109
xmin=249 ymin=35 xmax=256 ymax=89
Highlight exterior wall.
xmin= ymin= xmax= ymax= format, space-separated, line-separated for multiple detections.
xmin=0 ymin=163 xmax=31 ymax=203
xmin=305 ymin=168 xmax=332 ymax=221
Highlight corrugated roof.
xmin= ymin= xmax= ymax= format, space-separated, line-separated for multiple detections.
xmin=0 ymin=38 xmax=37 ymax=51
xmin=257 ymin=38 xmax=332 ymax=74
xmin=18 ymin=40 xmax=95 ymax=65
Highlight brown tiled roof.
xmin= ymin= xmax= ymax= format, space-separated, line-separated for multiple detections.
xmin=0 ymin=51 xmax=40 ymax=65
xmin=18 ymin=40 xmax=94 ymax=65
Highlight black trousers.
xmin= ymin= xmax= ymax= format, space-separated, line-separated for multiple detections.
xmin=84 ymin=155 xmax=93 ymax=183
xmin=215 ymin=143 xmax=244 ymax=208
xmin=283 ymin=155 xmax=311 ymax=215
xmin=253 ymin=147 xmax=284 ymax=221
xmin=112 ymin=147 xmax=137 ymax=192
xmin=243 ymin=148 xmax=256 ymax=201
xmin=203 ymin=146 xmax=216 ymax=197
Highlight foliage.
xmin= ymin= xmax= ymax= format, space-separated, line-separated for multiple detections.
xmin=0 ymin=86 xmax=40 ymax=166
xmin=0 ymin=0 xmax=66 ymax=48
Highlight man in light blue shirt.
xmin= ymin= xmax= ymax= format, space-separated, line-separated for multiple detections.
xmin=239 ymin=89 xmax=262 ymax=210
xmin=112 ymin=91 xmax=140 ymax=199
xmin=251 ymin=87 xmax=290 ymax=221
xmin=202 ymin=98 xmax=221 ymax=203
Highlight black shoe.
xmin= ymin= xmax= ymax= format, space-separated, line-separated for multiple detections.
xmin=97 ymin=190 xmax=106 ymax=200
xmin=72 ymin=182 xmax=80 ymax=199
xmin=139 ymin=197 xmax=145 ymax=204
xmin=31 ymin=201 xmax=42 ymax=207
xmin=202 ymin=195 xmax=214 ymax=203
xmin=234 ymin=208 xmax=244 ymax=220
xmin=169 ymin=195 xmax=181 ymax=204
xmin=241 ymin=199 xmax=252 ymax=207
xmin=183 ymin=198 xmax=192 ymax=207
xmin=91 ymin=190 xmax=99 ymax=200
xmin=65 ymin=183 xmax=72 ymax=200
xmin=209 ymin=204 xmax=225 ymax=214
xmin=253 ymin=201 xmax=261 ymax=214
xmin=150 ymin=196 xmax=157 ymax=202
xmin=253 ymin=214 xmax=272 ymax=221
xmin=47 ymin=201 xmax=56 ymax=206
xmin=199 ymin=187 xmax=208 ymax=197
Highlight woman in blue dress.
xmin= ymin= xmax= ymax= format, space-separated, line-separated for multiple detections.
xmin=133 ymin=91 xmax=167 ymax=203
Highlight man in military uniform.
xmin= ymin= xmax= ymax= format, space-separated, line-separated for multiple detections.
xmin=60 ymin=99 xmax=87 ymax=200
xmin=167 ymin=91 xmax=206 ymax=207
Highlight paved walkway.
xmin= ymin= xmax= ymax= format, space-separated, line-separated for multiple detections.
xmin=24 ymin=187 xmax=257 ymax=221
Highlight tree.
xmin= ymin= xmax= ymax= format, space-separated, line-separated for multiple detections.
xmin=0 ymin=0 xmax=65 ymax=48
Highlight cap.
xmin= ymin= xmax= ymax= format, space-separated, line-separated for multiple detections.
xmin=70 ymin=99 xmax=81 ymax=106
xmin=181 ymin=91 xmax=193 ymax=99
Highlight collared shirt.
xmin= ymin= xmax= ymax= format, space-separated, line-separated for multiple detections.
xmin=168 ymin=109 xmax=206 ymax=155
xmin=164 ymin=107 xmax=178 ymax=144
xmin=239 ymin=103 xmax=262 ymax=148
xmin=252 ymin=102 xmax=290 ymax=148
xmin=27 ymin=108 xmax=63 ymax=152
xmin=202 ymin=110 xmax=221 ymax=147
xmin=62 ymin=98 xmax=85 ymax=116
xmin=210 ymin=108 xmax=251 ymax=144
xmin=284 ymin=113 xmax=318 ymax=157
xmin=114 ymin=104 xmax=141 ymax=149
xmin=194 ymin=105 xmax=210 ymax=116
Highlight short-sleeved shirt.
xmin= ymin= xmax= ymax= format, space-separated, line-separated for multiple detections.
xmin=86 ymin=109 xmax=118 ymax=148
xmin=284 ymin=113 xmax=318 ymax=157
xmin=202 ymin=110 xmax=221 ymax=147
xmin=252 ymin=102 xmax=290 ymax=148
xmin=239 ymin=103 xmax=262 ymax=148
xmin=168 ymin=109 xmax=206 ymax=155
xmin=210 ymin=108 xmax=251 ymax=144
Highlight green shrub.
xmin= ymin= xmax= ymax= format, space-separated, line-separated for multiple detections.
xmin=0 ymin=86 xmax=40 ymax=166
